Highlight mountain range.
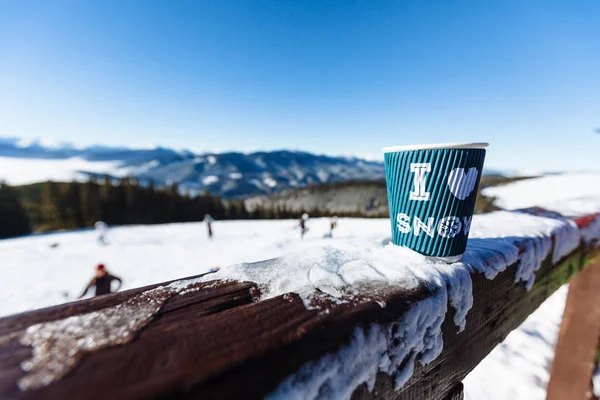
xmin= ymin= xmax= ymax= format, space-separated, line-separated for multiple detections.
xmin=0 ymin=137 xmax=512 ymax=198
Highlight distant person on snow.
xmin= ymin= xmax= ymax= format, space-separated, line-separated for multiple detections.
xmin=299 ymin=213 xmax=309 ymax=239
xmin=204 ymin=214 xmax=214 ymax=239
xmin=324 ymin=215 xmax=338 ymax=238
xmin=95 ymin=221 xmax=109 ymax=245
xmin=79 ymin=264 xmax=123 ymax=298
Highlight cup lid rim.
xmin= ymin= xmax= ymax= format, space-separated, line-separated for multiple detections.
xmin=382 ymin=142 xmax=489 ymax=153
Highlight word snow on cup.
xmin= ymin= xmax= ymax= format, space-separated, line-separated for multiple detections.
xmin=383 ymin=142 xmax=488 ymax=262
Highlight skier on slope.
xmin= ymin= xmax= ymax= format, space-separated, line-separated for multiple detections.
xmin=299 ymin=213 xmax=309 ymax=239
xmin=204 ymin=214 xmax=214 ymax=239
xmin=324 ymin=215 xmax=338 ymax=238
xmin=95 ymin=221 xmax=109 ymax=245
xmin=79 ymin=264 xmax=123 ymax=298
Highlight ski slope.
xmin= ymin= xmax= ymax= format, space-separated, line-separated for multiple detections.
xmin=0 ymin=218 xmax=391 ymax=317
xmin=0 ymin=216 xmax=571 ymax=400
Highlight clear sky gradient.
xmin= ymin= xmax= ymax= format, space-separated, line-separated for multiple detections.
xmin=1 ymin=1 xmax=599 ymax=172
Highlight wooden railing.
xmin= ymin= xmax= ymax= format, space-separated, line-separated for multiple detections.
xmin=0 ymin=209 xmax=598 ymax=400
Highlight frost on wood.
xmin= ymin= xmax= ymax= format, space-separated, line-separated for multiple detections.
xmin=266 ymin=258 xmax=472 ymax=400
xmin=266 ymin=326 xmax=387 ymax=400
xmin=268 ymin=290 xmax=449 ymax=400
xmin=198 ymin=243 xmax=474 ymax=322
xmin=465 ymin=211 xmax=580 ymax=289
xmin=259 ymin=210 xmax=598 ymax=399
xmin=12 ymin=279 xmax=203 ymax=391
xmin=199 ymin=245 xmax=424 ymax=308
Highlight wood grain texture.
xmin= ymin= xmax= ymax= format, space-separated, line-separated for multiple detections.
xmin=442 ymin=383 xmax=464 ymax=400
xmin=0 ymin=242 xmax=596 ymax=399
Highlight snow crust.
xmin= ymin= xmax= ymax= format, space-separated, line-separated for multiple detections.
xmin=267 ymin=286 xmax=454 ymax=400
xmin=465 ymin=211 xmax=580 ymax=289
xmin=199 ymin=240 xmax=474 ymax=392
xmin=205 ymin=210 xmax=583 ymax=312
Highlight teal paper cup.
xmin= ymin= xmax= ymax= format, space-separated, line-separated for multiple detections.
xmin=383 ymin=143 xmax=488 ymax=262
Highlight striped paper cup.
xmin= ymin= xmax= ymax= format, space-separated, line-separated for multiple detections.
xmin=383 ymin=142 xmax=488 ymax=262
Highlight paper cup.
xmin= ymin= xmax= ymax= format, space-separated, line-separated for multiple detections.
xmin=383 ymin=142 xmax=488 ymax=262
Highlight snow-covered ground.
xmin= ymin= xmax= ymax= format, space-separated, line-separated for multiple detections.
xmin=483 ymin=172 xmax=600 ymax=216
xmin=0 ymin=218 xmax=391 ymax=317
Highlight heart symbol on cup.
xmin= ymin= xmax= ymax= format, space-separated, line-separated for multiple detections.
xmin=447 ymin=167 xmax=479 ymax=200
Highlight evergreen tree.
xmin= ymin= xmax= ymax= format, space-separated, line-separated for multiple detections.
xmin=225 ymin=200 xmax=234 ymax=219
xmin=62 ymin=181 xmax=85 ymax=228
xmin=211 ymin=195 xmax=226 ymax=219
xmin=112 ymin=178 xmax=128 ymax=224
xmin=143 ymin=179 xmax=157 ymax=224
xmin=8 ymin=176 xmax=304 ymax=232
xmin=167 ymin=182 xmax=180 ymax=221
xmin=41 ymin=181 xmax=62 ymax=230
xmin=0 ymin=181 xmax=31 ymax=238
xmin=99 ymin=175 xmax=115 ymax=223
xmin=80 ymin=176 xmax=101 ymax=226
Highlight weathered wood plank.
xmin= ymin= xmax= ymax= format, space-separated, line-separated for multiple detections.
xmin=0 ymin=280 xmax=257 ymax=399
xmin=547 ymin=258 xmax=600 ymax=400
xmin=442 ymin=383 xmax=464 ymax=400
xmin=0 ymin=270 xmax=226 ymax=336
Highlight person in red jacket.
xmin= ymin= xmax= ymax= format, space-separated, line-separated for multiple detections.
xmin=79 ymin=264 xmax=123 ymax=298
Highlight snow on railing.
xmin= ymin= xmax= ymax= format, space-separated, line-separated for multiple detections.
xmin=0 ymin=204 xmax=599 ymax=399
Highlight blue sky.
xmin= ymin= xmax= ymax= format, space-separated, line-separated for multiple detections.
xmin=0 ymin=1 xmax=599 ymax=172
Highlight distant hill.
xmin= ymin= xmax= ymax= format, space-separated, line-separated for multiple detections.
xmin=0 ymin=137 xmax=385 ymax=198
xmin=246 ymin=181 xmax=389 ymax=217
xmin=0 ymin=137 xmax=518 ymax=199
xmin=245 ymin=175 xmax=532 ymax=217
